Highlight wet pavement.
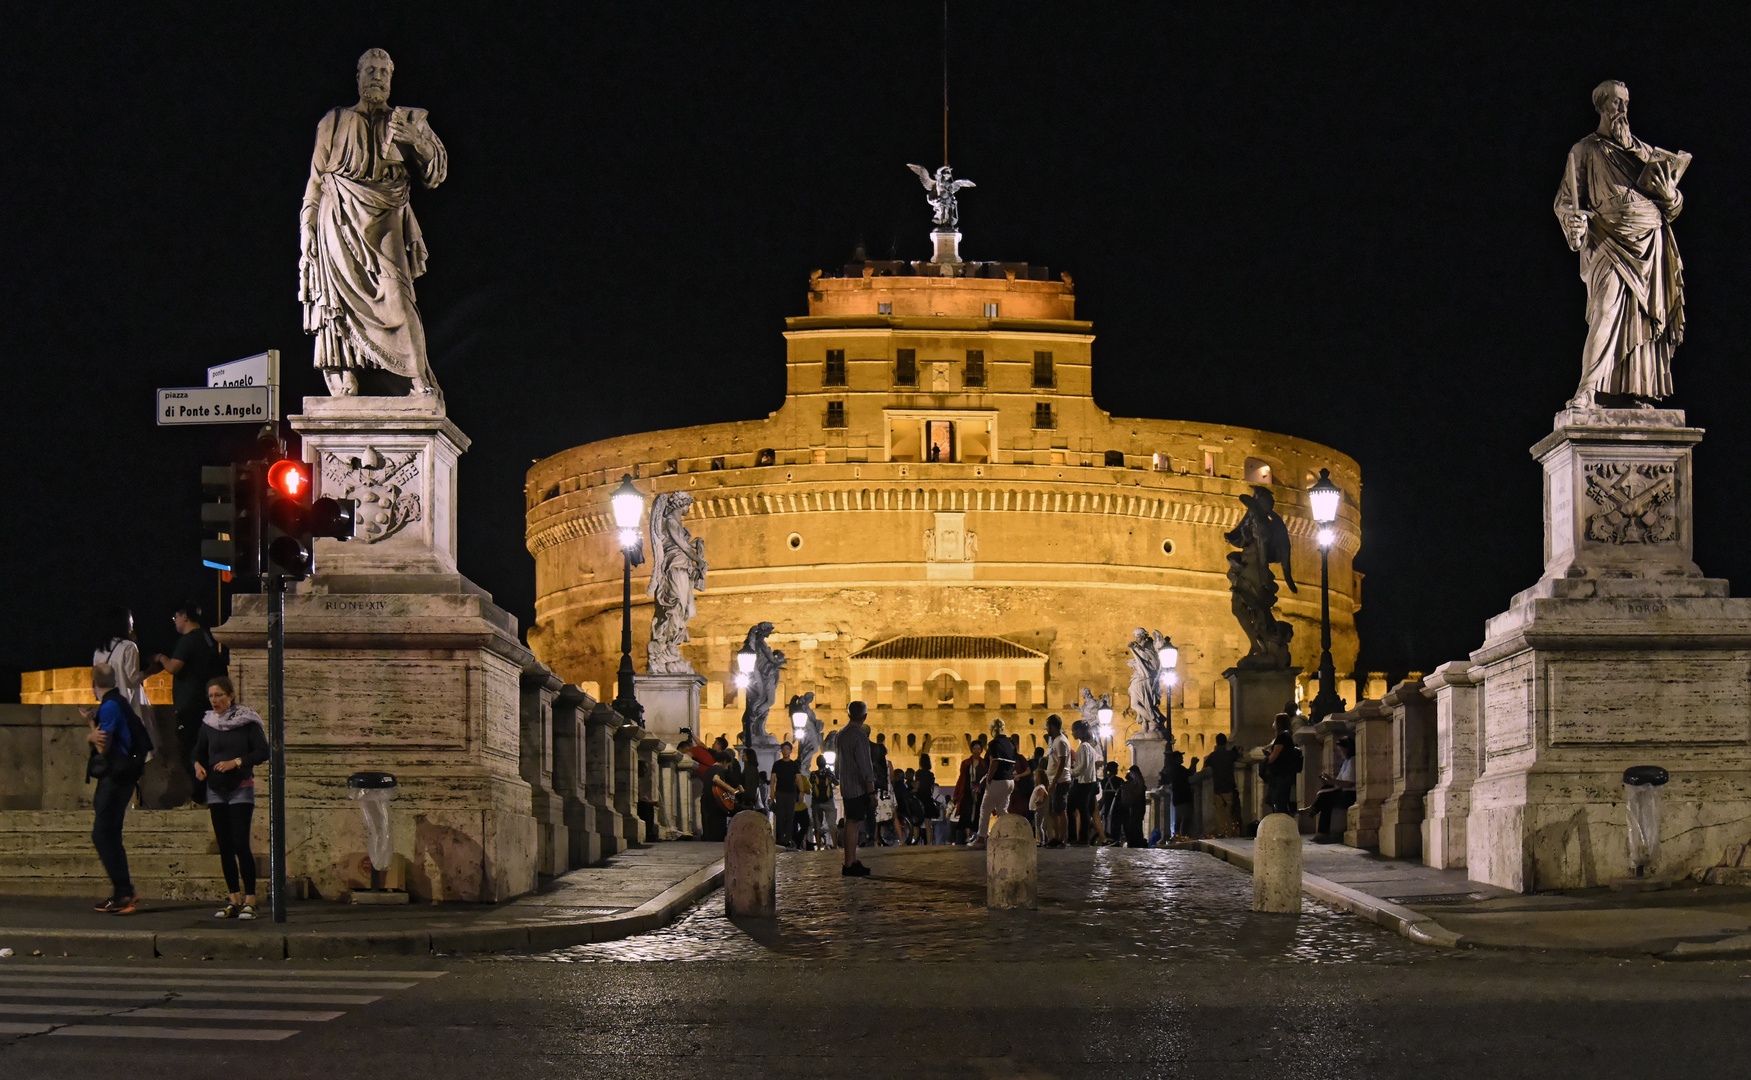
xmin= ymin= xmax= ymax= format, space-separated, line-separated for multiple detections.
xmin=510 ymin=844 xmax=1426 ymax=964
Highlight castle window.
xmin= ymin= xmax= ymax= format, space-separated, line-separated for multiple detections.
xmin=895 ymin=349 xmax=918 ymax=387
xmin=983 ymin=302 xmax=999 ymax=317
xmin=1033 ymin=402 xmax=1055 ymax=429
xmin=1032 ymin=351 xmax=1055 ymax=389
xmin=825 ymin=400 xmax=846 ymax=428
xmin=1244 ymin=457 xmax=1274 ymax=485
xmin=1203 ymin=450 xmax=1217 ymax=476
xmin=963 ymin=350 xmax=985 ymax=387
xmin=1103 ymin=450 xmax=1125 ymax=468
xmin=878 ymin=301 xmax=893 ymax=315
xmin=710 ymin=456 xmax=725 ymax=471
xmin=1153 ymin=453 xmax=1172 ymax=472
xmin=823 ymin=349 xmax=846 ymax=386
xmin=756 ymin=448 xmax=776 ymax=467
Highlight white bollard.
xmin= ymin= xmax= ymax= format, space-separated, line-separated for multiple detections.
xmin=986 ymin=814 xmax=1038 ymax=910
xmin=724 ymin=811 xmax=776 ymax=917
xmin=1252 ymin=812 xmax=1303 ymax=913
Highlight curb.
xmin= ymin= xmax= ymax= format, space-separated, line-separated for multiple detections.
xmin=0 ymin=859 xmax=725 ymax=960
xmin=1658 ymin=933 xmax=1751 ymax=961
xmin=1194 ymin=840 xmax=1466 ymax=949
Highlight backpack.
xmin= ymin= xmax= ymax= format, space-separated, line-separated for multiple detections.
xmin=811 ymin=770 xmax=832 ymax=800
xmin=88 ymin=697 xmax=154 ymax=781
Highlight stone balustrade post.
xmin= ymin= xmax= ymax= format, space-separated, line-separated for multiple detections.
xmin=637 ymin=734 xmax=662 ymax=843
xmin=1421 ymin=661 xmax=1482 ymax=869
xmin=520 ymin=664 xmax=568 ymax=877
xmin=1380 ymin=678 xmax=1435 ymax=859
xmin=656 ymin=748 xmax=680 ymax=837
xmin=1343 ymin=699 xmax=1394 ymax=849
xmin=552 ymin=684 xmax=599 ymax=867
xmin=583 ymin=702 xmax=625 ymax=857
xmin=613 ymin=721 xmax=643 ymax=848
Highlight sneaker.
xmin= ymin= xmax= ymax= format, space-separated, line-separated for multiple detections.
xmin=215 ymin=904 xmax=240 ymax=919
xmin=847 ymin=862 xmax=871 ymax=877
xmin=967 ymin=839 xmax=986 ymax=850
xmin=237 ymin=905 xmax=257 ymax=920
xmin=94 ymin=897 xmax=120 ymax=913
xmin=108 ymin=897 xmax=137 ymax=916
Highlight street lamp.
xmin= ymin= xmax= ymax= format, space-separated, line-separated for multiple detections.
xmin=1157 ymin=636 xmax=1178 ymax=745
xmin=1097 ymin=701 xmax=1114 ymax=759
xmin=1308 ymin=468 xmax=1346 ymax=723
xmin=791 ymin=706 xmax=808 ymax=740
xmin=734 ymin=647 xmax=756 ymax=691
xmin=610 ymin=474 xmax=645 ymax=724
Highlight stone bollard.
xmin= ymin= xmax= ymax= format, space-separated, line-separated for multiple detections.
xmin=724 ymin=811 xmax=776 ymax=918
xmin=986 ymin=814 xmax=1037 ymax=910
xmin=1252 ymin=812 xmax=1303 ymax=913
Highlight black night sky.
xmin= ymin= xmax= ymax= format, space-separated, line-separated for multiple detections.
xmin=3 ymin=3 xmax=1748 ymax=694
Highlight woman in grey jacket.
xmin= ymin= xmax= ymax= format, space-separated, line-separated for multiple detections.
xmin=191 ymin=676 xmax=268 ymax=919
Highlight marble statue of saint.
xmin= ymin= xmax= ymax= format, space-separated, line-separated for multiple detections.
xmin=300 ymin=49 xmax=447 ymax=397
xmin=1077 ymin=688 xmax=1111 ymax=733
xmin=1224 ymin=487 xmax=1298 ymax=670
xmin=907 ymin=164 xmax=976 ymax=229
xmin=788 ymin=692 xmax=823 ymax=768
xmin=1554 ymin=81 xmax=1689 ymax=408
xmin=646 ymin=492 xmax=707 ymax=674
xmin=739 ymin=622 xmax=786 ymax=743
xmin=1126 ymin=629 xmax=1167 ymax=737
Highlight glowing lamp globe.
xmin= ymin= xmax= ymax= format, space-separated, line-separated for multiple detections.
xmin=1309 ymin=468 xmax=1341 ymax=525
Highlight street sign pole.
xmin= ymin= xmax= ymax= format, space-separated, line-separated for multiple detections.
xmin=267 ymin=573 xmax=288 ymax=923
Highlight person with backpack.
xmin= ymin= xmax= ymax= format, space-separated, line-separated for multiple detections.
xmin=1260 ymin=715 xmax=1303 ymax=816
xmin=82 ymin=662 xmax=153 ymax=915
xmin=151 ymin=602 xmax=225 ymax=805
xmin=808 ymin=754 xmax=838 ymax=850
xmin=192 ymin=676 xmax=268 ymax=919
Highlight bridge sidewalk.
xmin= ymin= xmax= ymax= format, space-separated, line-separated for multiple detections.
xmin=0 ymin=842 xmax=723 ymax=961
xmin=1199 ymin=836 xmax=1751 ymax=958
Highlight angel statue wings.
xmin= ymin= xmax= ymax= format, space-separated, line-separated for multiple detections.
xmin=907 ymin=163 xmax=976 ymax=229
xmin=1224 ymin=486 xmax=1298 ymax=670
xmin=646 ymin=492 xmax=708 ymax=674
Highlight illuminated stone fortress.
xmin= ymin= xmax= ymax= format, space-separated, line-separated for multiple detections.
xmin=525 ymin=236 xmax=1362 ymax=776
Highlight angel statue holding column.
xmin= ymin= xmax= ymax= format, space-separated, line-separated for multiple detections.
xmin=646 ymin=492 xmax=707 ymax=674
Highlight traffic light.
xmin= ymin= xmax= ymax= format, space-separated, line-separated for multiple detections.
xmin=261 ymin=458 xmax=358 ymax=581
xmin=200 ymin=462 xmax=260 ymax=587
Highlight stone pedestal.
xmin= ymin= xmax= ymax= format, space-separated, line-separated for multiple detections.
xmin=1292 ymin=723 xmax=1323 ymax=834
xmin=1225 ymin=667 xmax=1301 ymax=753
xmin=583 ymin=703 xmax=628 ymax=857
xmin=724 ymin=812 xmax=776 ymax=918
xmin=1126 ymin=729 xmax=1167 ymax=791
xmin=1343 ymin=699 xmax=1393 ymax=849
xmin=1379 ymin=678 xmax=1434 ymax=860
xmin=931 ymin=229 xmax=962 ymax=265
xmin=633 ymin=673 xmax=705 ymax=747
xmin=656 ymin=749 xmax=680 ymax=838
xmin=747 ymin=732 xmax=781 ymax=776
xmin=1469 ymin=410 xmax=1751 ymax=891
xmin=986 ymin=814 xmax=1037 ymax=910
xmin=552 ymin=684 xmax=601 ymax=867
xmin=1421 ymin=662 xmax=1481 ymax=869
xmin=520 ymin=665 xmax=568 ymax=877
xmin=212 ymin=395 xmax=541 ymax=903
xmin=1253 ymin=814 xmax=1303 ymax=913
xmin=636 ymin=734 xmax=662 ymax=843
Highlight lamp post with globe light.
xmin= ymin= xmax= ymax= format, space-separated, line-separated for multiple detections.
xmin=734 ymin=645 xmax=758 ymax=748
xmin=1158 ymin=636 xmax=1179 ymax=745
xmin=609 ymin=475 xmax=646 ymax=724
xmin=1097 ymin=700 xmax=1115 ymax=761
xmin=1308 ymin=468 xmax=1346 ymax=722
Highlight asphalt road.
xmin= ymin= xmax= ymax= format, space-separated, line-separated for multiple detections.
xmin=3 ymin=848 xmax=1749 ymax=1078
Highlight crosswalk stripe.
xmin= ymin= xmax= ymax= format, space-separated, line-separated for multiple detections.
xmin=30 ymin=964 xmax=446 ymax=980
xmin=130 ymin=1007 xmax=344 ymax=1022
xmin=0 ymin=988 xmax=380 ymax=1005
xmin=0 ymin=1022 xmax=57 ymax=1035
xmin=0 ymin=1004 xmax=115 ymax=1017
xmin=0 ymin=974 xmax=416 ymax=991
xmin=48 ymin=1024 xmax=297 ymax=1041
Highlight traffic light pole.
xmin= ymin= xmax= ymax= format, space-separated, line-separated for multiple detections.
xmin=267 ymin=574 xmax=288 ymax=923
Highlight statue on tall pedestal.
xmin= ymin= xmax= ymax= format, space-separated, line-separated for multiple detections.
xmin=1554 ymin=80 xmax=1689 ymax=410
xmin=739 ymin=622 xmax=785 ymax=744
xmin=646 ymin=493 xmax=707 ymax=674
xmin=1225 ymin=487 xmax=1298 ymax=670
xmin=788 ymin=692 xmax=822 ymax=767
xmin=1125 ymin=629 xmax=1167 ymax=736
xmin=907 ymin=163 xmax=976 ymax=229
xmin=1077 ymin=688 xmax=1111 ymax=735
xmin=300 ymin=49 xmax=447 ymax=398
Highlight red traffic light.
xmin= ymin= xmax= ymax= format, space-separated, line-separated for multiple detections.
xmin=267 ymin=459 xmax=308 ymax=498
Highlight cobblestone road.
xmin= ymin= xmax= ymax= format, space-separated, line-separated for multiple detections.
xmin=511 ymin=845 xmax=1426 ymax=964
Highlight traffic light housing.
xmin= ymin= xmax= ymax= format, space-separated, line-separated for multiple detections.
xmin=261 ymin=458 xmax=358 ymax=581
xmin=200 ymin=462 xmax=260 ymax=588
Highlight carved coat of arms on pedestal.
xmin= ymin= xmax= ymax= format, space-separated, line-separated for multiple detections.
xmin=321 ymin=448 xmax=422 ymax=542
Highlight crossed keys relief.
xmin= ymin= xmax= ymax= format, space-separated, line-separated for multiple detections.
xmin=1583 ymin=462 xmax=1676 ymax=544
xmin=321 ymin=448 xmax=423 ymax=543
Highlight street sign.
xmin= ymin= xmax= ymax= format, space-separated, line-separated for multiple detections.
xmin=156 ymin=386 xmax=272 ymax=425
xmin=208 ymin=349 xmax=280 ymax=420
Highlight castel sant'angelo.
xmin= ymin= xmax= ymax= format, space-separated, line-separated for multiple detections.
xmin=524 ymin=176 xmax=1361 ymax=776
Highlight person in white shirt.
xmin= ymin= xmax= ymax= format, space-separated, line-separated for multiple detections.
xmin=1042 ymin=715 xmax=1073 ymax=849
xmin=1068 ymin=720 xmax=1107 ymax=845
xmin=93 ymin=607 xmax=153 ymax=722
xmin=1308 ymin=737 xmax=1357 ymax=843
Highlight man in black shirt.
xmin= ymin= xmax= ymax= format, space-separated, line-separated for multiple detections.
xmin=770 ymin=741 xmax=802 ymax=849
xmin=1201 ymin=733 xmax=1240 ymax=837
xmin=151 ymin=602 xmax=224 ymax=805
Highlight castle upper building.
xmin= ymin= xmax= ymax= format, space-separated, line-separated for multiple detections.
xmin=525 ymin=244 xmax=1362 ymax=776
